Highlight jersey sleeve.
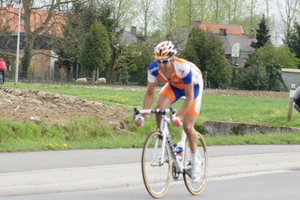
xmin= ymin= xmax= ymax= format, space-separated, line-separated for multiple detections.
xmin=182 ymin=70 xmax=192 ymax=84
xmin=178 ymin=62 xmax=192 ymax=84
xmin=147 ymin=61 xmax=159 ymax=83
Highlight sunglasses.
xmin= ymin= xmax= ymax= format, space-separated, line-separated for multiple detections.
xmin=157 ymin=58 xmax=172 ymax=64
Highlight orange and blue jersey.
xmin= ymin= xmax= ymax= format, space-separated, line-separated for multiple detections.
xmin=148 ymin=58 xmax=202 ymax=89
xmin=147 ymin=58 xmax=204 ymax=116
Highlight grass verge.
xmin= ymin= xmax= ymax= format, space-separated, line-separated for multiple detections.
xmin=0 ymin=83 xmax=300 ymax=152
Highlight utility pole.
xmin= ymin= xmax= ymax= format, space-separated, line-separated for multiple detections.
xmin=15 ymin=0 xmax=22 ymax=85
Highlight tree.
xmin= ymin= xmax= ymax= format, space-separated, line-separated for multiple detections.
xmin=133 ymin=41 xmax=153 ymax=85
xmin=180 ymin=28 xmax=231 ymax=88
xmin=19 ymin=0 xmax=72 ymax=78
xmin=53 ymin=1 xmax=118 ymax=82
xmin=208 ymin=0 xmax=227 ymax=23
xmin=251 ymin=14 xmax=271 ymax=50
xmin=135 ymin=0 xmax=158 ymax=38
xmin=109 ymin=0 xmax=135 ymax=30
xmin=80 ymin=21 xmax=110 ymax=83
xmin=276 ymin=0 xmax=299 ymax=43
xmin=224 ymin=0 xmax=243 ymax=25
xmin=287 ymin=22 xmax=300 ymax=68
xmin=247 ymin=0 xmax=259 ymax=30
xmin=239 ymin=43 xmax=298 ymax=91
xmin=53 ymin=1 xmax=87 ymax=81
xmin=247 ymin=43 xmax=299 ymax=69
xmin=265 ymin=62 xmax=287 ymax=91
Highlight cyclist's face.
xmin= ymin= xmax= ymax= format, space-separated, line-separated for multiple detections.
xmin=157 ymin=58 xmax=172 ymax=72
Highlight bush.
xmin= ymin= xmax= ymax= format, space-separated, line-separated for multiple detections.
xmin=235 ymin=65 xmax=268 ymax=90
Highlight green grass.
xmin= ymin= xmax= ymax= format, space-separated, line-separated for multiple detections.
xmin=0 ymin=82 xmax=300 ymax=152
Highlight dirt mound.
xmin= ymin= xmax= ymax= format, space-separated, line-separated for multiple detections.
xmin=0 ymin=87 xmax=130 ymax=133
xmin=0 ymin=86 xmax=289 ymax=133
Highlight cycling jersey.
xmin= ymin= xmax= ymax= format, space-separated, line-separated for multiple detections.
xmin=147 ymin=57 xmax=203 ymax=116
xmin=147 ymin=58 xmax=203 ymax=90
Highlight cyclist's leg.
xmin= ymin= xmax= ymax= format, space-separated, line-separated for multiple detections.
xmin=183 ymin=83 xmax=202 ymax=154
xmin=155 ymin=84 xmax=174 ymax=127
xmin=182 ymin=113 xmax=198 ymax=154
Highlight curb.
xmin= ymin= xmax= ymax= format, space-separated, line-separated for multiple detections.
xmin=200 ymin=120 xmax=300 ymax=136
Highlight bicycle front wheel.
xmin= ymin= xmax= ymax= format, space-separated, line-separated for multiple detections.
xmin=141 ymin=131 xmax=172 ymax=198
xmin=183 ymin=132 xmax=208 ymax=195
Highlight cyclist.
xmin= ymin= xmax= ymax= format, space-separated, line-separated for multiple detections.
xmin=134 ymin=41 xmax=204 ymax=182
xmin=294 ymin=86 xmax=300 ymax=112
xmin=0 ymin=59 xmax=7 ymax=84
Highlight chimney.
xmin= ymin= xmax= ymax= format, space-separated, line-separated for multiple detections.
xmin=249 ymin=28 xmax=255 ymax=39
xmin=131 ymin=26 xmax=136 ymax=35
xmin=194 ymin=20 xmax=202 ymax=28
xmin=220 ymin=29 xmax=227 ymax=36
xmin=7 ymin=5 xmax=14 ymax=8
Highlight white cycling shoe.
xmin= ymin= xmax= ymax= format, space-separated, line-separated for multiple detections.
xmin=191 ymin=162 xmax=201 ymax=182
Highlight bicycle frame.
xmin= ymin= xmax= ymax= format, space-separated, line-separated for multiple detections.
xmin=134 ymin=107 xmax=187 ymax=173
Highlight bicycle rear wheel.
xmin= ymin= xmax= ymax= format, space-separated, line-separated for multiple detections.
xmin=183 ymin=132 xmax=208 ymax=195
xmin=141 ymin=131 xmax=172 ymax=198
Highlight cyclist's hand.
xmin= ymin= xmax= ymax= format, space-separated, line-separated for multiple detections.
xmin=172 ymin=116 xmax=182 ymax=126
xmin=134 ymin=116 xmax=144 ymax=126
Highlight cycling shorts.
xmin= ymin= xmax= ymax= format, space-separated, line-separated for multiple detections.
xmin=158 ymin=83 xmax=202 ymax=116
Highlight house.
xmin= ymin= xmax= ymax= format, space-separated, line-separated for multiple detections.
xmin=0 ymin=33 xmax=55 ymax=80
xmin=172 ymin=21 xmax=256 ymax=67
xmin=117 ymin=26 xmax=138 ymax=45
xmin=194 ymin=21 xmax=256 ymax=66
xmin=0 ymin=4 xmax=63 ymax=80
xmin=0 ymin=4 xmax=138 ymax=80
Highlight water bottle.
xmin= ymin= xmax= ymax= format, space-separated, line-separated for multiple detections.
xmin=176 ymin=141 xmax=184 ymax=156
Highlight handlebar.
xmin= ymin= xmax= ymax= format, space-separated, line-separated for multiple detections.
xmin=133 ymin=107 xmax=177 ymax=122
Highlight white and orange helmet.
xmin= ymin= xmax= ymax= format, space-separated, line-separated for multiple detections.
xmin=154 ymin=41 xmax=177 ymax=60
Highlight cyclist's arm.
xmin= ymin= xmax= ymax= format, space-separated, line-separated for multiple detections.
xmin=177 ymin=82 xmax=194 ymax=118
xmin=141 ymin=81 xmax=156 ymax=117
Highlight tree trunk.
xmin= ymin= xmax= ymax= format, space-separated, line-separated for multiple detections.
xmin=21 ymin=31 xmax=34 ymax=78
xmin=106 ymin=46 xmax=119 ymax=84
xmin=106 ymin=63 xmax=115 ymax=84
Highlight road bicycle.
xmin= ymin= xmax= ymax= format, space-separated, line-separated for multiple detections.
xmin=133 ymin=107 xmax=208 ymax=198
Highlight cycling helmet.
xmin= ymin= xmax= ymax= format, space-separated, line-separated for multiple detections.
xmin=154 ymin=41 xmax=177 ymax=60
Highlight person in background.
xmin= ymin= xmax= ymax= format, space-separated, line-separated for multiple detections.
xmin=0 ymin=59 xmax=7 ymax=84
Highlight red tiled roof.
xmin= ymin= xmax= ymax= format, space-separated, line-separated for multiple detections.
xmin=195 ymin=21 xmax=243 ymax=35
xmin=0 ymin=5 xmax=64 ymax=36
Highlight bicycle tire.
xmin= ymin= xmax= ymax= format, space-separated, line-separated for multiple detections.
xmin=183 ymin=132 xmax=208 ymax=195
xmin=141 ymin=131 xmax=172 ymax=198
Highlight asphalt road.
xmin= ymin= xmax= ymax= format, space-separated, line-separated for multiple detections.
xmin=0 ymin=145 xmax=299 ymax=198
xmin=2 ymin=171 xmax=299 ymax=200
